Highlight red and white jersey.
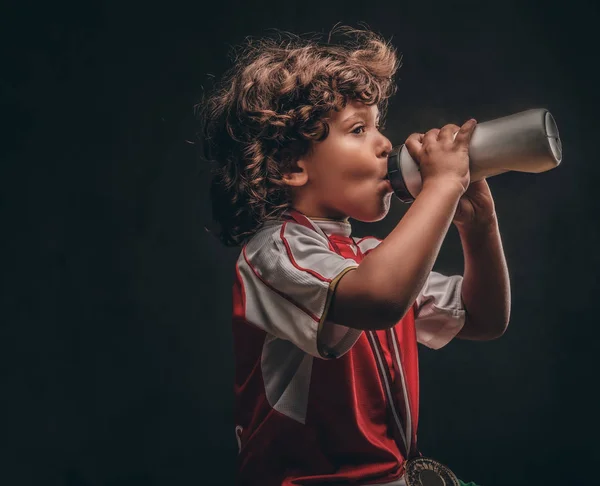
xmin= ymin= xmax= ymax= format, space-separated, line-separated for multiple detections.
xmin=233 ymin=210 xmax=465 ymax=486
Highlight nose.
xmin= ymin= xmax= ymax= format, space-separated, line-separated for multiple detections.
xmin=378 ymin=133 xmax=393 ymax=158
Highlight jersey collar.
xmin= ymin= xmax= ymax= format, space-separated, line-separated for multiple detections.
xmin=280 ymin=209 xmax=353 ymax=237
xmin=310 ymin=218 xmax=352 ymax=237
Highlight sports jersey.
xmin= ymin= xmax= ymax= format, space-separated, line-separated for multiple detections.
xmin=232 ymin=209 xmax=465 ymax=485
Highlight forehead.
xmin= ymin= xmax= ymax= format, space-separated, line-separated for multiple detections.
xmin=330 ymin=101 xmax=380 ymax=123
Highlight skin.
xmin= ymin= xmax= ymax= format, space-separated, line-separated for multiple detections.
xmin=283 ymin=100 xmax=511 ymax=340
xmin=284 ymin=100 xmax=394 ymax=223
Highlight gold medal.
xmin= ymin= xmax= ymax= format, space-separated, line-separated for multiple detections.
xmin=404 ymin=457 xmax=460 ymax=486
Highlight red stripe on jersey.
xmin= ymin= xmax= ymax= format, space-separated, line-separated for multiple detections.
xmin=234 ymin=262 xmax=247 ymax=313
xmin=280 ymin=222 xmax=332 ymax=283
xmin=242 ymin=244 xmax=320 ymax=323
xmin=285 ymin=209 xmax=337 ymax=252
xmin=286 ymin=209 xmax=314 ymax=228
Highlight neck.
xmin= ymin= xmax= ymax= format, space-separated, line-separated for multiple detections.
xmin=290 ymin=194 xmax=348 ymax=222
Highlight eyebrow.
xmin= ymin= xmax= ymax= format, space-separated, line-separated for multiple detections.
xmin=342 ymin=110 xmax=381 ymax=124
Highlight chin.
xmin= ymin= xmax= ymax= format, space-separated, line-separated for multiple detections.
xmin=351 ymin=194 xmax=392 ymax=223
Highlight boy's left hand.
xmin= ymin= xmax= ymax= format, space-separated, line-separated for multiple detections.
xmin=452 ymin=179 xmax=497 ymax=230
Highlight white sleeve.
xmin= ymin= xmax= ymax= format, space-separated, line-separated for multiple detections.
xmin=415 ymin=272 xmax=466 ymax=350
xmin=237 ymin=221 xmax=361 ymax=359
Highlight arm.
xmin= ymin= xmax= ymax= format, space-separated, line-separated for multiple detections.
xmin=328 ymin=120 xmax=477 ymax=330
xmin=454 ymin=180 xmax=511 ymax=340
xmin=328 ymin=181 xmax=464 ymax=330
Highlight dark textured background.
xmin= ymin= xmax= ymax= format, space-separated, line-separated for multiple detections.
xmin=2 ymin=1 xmax=599 ymax=485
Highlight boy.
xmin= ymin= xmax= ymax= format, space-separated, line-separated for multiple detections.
xmin=201 ymin=27 xmax=510 ymax=486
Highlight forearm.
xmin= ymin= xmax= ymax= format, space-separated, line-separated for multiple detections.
xmin=457 ymin=216 xmax=511 ymax=340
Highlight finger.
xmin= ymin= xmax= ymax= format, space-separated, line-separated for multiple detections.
xmin=454 ymin=119 xmax=477 ymax=147
xmin=405 ymin=132 xmax=424 ymax=159
xmin=438 ymin=123 xmax=461 ymax=142
xmin=463 ymin=178 xmax=491 ymax=198
xmin=405 ymin=132 xmax=424 ymax=145
xmin=423 ymin=128 xmax=440 ymax=144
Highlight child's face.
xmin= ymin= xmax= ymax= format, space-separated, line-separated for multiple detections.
xmin=289 ymin=100 xmax=394 ymax=222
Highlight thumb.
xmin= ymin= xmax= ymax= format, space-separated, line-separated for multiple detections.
xmin=454 ymin=119 xmax=477 ymax=148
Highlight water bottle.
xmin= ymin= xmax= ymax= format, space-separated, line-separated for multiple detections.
xmin=387 ymin=108 xmax=563 ymax=203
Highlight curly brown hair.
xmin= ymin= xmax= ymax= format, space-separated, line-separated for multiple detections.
xmin=199 ymin=26 xmax=401 ymax=246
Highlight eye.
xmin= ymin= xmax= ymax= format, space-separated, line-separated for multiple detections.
xmin=351 ymin=125 xmax=366 ymax=134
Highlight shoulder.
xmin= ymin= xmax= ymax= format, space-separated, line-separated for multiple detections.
xmin=245 ymin=220 xmax=330 ymax=256
xmin=240 ymin=220 xmax=332 ymax=272
xmin=238 ymin=220 xmax=353 ymax=285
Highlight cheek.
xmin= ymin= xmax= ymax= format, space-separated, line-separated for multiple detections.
xmin=338 ymin=160 xmax=377 ymax=187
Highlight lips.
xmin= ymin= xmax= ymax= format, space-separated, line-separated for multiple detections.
xmin=381 ymin=178 xmax=393 ymax=192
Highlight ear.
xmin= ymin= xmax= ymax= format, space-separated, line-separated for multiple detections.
xmin=282 ymin=158 xmax=309 ymax=187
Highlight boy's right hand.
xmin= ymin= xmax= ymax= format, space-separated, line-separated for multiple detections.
xmin=404 ymin=118 xmax=477 ymax=195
